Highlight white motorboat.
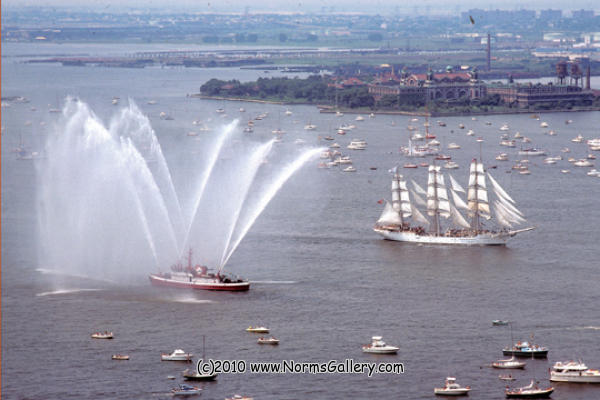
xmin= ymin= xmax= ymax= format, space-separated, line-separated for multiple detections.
xmin=285 ymin=109 xmax=293 ymax=116
xmin=496 ymin=153 xmax=509 ymax=161
xmin=448 ymin=143 xmax=461 ymax=150
xmin=500 ymin=124 xmax=510 ymax=131
xmin=550 ymin=360 xmax=600 ymax=383
xmin=91 ymin=331 xmax=113 ymax=339
xmin=161 ymin=349 xmax=193 ymax=361
xmin=112 ymin=354 xmax=129 ymax=360
xmin=492 ymin=356 xmax=526 ymax=369
xmin=329 ymin=143 xmax=341 ymax=148
xmin=518 ymin=148 xmax=546 ymax=157
xmin=362 ymin=336 xmax=398 ymax=354
xmin=501 ymin=140 xmax=516 ymax=148
xmin=434 ymin=377 xmax=471 ymax=396
xmin=355 ymin=115 xmax=364 ymax=121
xmin=172 ymin=384 xmax=202 ymax=396
xmin=304 ymin=123 xmax=317 ymax=130
xmin=573 ymin=159 xmax=594 ymax=167
xmin=443 ymin=161 xmax=459 ymax=169
xmin=540 ymin=122 xmax=549 ymax=128
xmin=458 ymin=123 xmax=465 ymax=129
xmin=347 ymin=139 xmax=367 ymax=150
xmin=587 ymin=169 xmax=600 ymax=177
xmin=411 ymin=132 xmax=425 ymax=141
xmin=466 ymin=130 xmax=475 ymax=136
xmin=257 ymin=337 xmax=280 ymax=345
xmin=343 ymin=166 xmax=356 ymax=172
xmin=246 ymin=326 xmax=269 ymax=333
xmin=225 ymin=395 xmax=254 ymax=400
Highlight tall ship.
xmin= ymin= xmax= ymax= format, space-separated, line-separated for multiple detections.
xmin=373 ymin=159 xmax=534 ymax=245
xmin=149 ymin=249 xmax=250 ymax=291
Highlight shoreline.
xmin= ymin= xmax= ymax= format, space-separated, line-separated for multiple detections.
xmin=193 ymin=94 xmax=600 ymax=116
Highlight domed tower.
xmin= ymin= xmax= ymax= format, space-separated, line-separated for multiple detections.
xmin=426 ymin=67 xmax=434 ymax=82
xmin=446 ymin=65 xmax=454 ymax=73
xmin=469 ymin=67 xmax=479 ymax=82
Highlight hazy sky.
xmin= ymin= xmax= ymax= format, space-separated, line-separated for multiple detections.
xmin=3 ymin=0 xmax=599 ymax=14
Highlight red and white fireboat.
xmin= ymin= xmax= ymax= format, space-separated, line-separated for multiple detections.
xmin=149 ymin=249 xmax=250 ymax=291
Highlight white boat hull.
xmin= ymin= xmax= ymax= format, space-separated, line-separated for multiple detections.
xmin=362 ymin=347 xmax=398 ymax=354
xmin=550 ymin=372 xmax=600 ymax=383
xmin=434 ymin=388 xmax=470 ymax=396
xmin=374 ymin=228 xmax=515 ymax=245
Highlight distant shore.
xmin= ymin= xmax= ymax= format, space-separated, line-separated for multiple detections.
xmin=193 ymin=94 xmax=600 ymax=117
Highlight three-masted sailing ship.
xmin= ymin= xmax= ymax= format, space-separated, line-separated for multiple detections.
xmin=373 ymin=159 xmax=534 ymax=245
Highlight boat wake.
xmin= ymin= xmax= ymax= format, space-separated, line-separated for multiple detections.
xmin=36 ymin=288 xmax=102 ymax=297
xmin=251 ymin=280 xmax=297 ymax=284
xmin=170 ymin=298 xmax=215 ymax=304
xmin=572 ymin=326 xmax=600 ymax=331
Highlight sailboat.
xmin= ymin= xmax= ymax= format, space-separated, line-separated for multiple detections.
xmin=373 ymin=160 xmax=534 ymax=245
xmin=183 ymin=335 xmax=218 ymax=381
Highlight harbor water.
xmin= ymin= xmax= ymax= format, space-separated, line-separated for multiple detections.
xmin=2 ymin=43 xmax=600 ymax=399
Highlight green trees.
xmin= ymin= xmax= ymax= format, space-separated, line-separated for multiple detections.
xmin=199 ymin=76 xmax=375 ymax=108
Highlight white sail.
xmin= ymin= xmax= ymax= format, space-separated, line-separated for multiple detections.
xmin=437 ymin=175 xmax=449 ymax=200
xmin=410 ymin=203 xmax=430 ymax=226
xmin=377 ymin=201 xmax=402 ymax=225
xmin=450 ymin=203 xmax=471 ymax=228
xmin=496 ymin=194 xmax=524 ymax=217
xmin=410 ymin=189 xmax=427 ymax=207
xmin=439 ymin=199 xmax=451 ymax=218
xmin=449 ymin=173 xmax=466 ymax=193
xmin=494 ymin=200 xmax=526 ymax=224
xmin=477 ymin=188 xmax=488 ymax=203
xmin=494 ymin=206 xmax=514 ymax=228
xmin=451 ymin=189 xmax=469 ymax=210
xmin=487 ymin=172 xmax=516 ymax=204
xmin=412 ymin=179 xmax=427 ymax=196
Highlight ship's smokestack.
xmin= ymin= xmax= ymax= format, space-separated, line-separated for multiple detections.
xmin=586 ymin=63 xmax=591 ymax=90
xmin=487 ymin=33 xmax=491 ymax=71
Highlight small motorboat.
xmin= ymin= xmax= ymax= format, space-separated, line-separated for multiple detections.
xmin=225 ymin=395 xmax=254 ymax=400
xmin=500 ymin=374 xmax=516 ymax=381
xmin=540 ymin=122 xmax=549 ymax=128
xmin=492 ymin=357 xmax=526 ymax=369
xmin=493 ymin=320 xmax=509 ymax=326
xmin=183 ymin=368 xmax=218 ymax=381
xmin=91 ymin=331 xmax=113 ymax=339
xmin=257 ymin=337 xmax=280 ymax=345
xmin=505 ymin=380 xmax=553 ymax=398
xmin=343 ymin=166 xmax=356 ymax=172
xmin=246 ymin=326 xmax=269 ymax=333
xmin=111 ymin=354 xmax=130 ymax=360
xmin=434 ymin=377 xmax=471 ymax=396
xmin=403 ymin=163 xmax=418 ymax=169
xmin=172 ymin=384 xmax=202 ymax=396
xmin=362 ymin=336 xmax=398 ymax=354
xmin=447 ymin=143 xmax=460 ymax=150
xmin=161 ymin=349 xmax=193 ymax=361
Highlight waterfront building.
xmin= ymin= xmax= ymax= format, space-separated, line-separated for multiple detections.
xmin=368 ymin=66 xmax=486 ymax=103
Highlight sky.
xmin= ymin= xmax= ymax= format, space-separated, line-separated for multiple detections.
xmin=2 ymin=0 xmax=599 ymax=14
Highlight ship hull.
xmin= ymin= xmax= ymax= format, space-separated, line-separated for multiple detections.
xmin=149 ymin=274 xmax=250 ymax=291
xmin=502 ymin=350 xmax=548 ymax=358
xmin=550 ymin=373 xmax=600 ymax=383
xmin=374 ymin=228 xmax=508 ymax=245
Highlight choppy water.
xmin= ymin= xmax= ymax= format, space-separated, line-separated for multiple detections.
xmin=2 ymin=43 xmax=600 ymax=399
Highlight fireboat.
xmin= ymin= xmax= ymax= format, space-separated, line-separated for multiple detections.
xmin=149 ymin=249 xmax=250 ymax=291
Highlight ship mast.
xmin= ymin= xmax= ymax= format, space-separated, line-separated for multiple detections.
xmin=391 ymin=172 xmax=404 ymax=225
xmin=427 ymin=165 xmax=441 ymax=235
xmin=467 ymin=159 xmax=490 ymax=231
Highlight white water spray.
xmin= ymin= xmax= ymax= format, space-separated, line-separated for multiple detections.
xmin=220 ymin=147 xmax=324 ymax=269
